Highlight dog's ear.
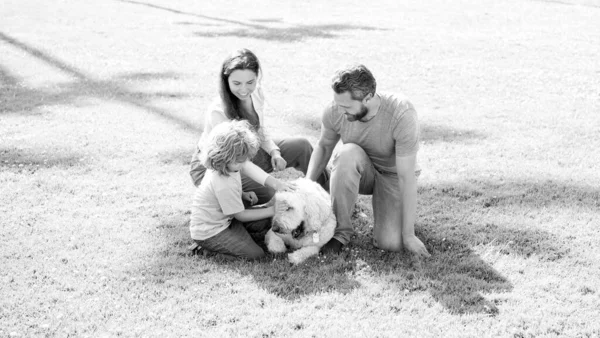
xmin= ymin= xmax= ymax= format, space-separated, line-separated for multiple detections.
xmin=302 ymin=181 xmax=331 ymax=232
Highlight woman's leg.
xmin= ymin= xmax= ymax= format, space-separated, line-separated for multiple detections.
xmin=195 ymin=219 xmax=266 ymax=260
xmin=275 ymin=138 xmax=330 ymax=191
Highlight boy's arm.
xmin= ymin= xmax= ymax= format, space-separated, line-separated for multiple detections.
xmin=232 ymin=205 xmax=275 ymax=223
xmin=232 ymin=200 xmax=288 ymax=222
xmin=241 ymin=161 xmax=296 ymax=192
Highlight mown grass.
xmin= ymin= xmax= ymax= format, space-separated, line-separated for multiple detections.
xmin=2 ymin=0 xmax=600 ymax=337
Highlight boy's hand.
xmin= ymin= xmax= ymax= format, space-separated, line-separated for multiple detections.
xmin=274 ymin=200 xmax=290 ymax=214
xmin=274 ymin=180 xmax=297 ymax=192
xmin=242 ymin=191 xmax=258 ymax=206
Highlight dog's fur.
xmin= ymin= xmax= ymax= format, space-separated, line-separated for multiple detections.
xmin=264 ymin=178 xmax=336 ymax=264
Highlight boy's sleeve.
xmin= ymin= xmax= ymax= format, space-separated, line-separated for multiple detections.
xmin=214 ymin=177 xmax=245 ymax=216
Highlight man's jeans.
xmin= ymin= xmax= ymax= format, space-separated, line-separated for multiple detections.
xmin=330 ymin=143 xmax=419 ymax=250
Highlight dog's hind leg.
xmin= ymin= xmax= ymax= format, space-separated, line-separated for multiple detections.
xmin=288 ymin=246 xmax=320 ymax=265
xmin=265 ymin=230 xmax=287 ymax=253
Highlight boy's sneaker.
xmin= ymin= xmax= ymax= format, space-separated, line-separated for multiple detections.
xmin=188 ymin=242 xmax=203 ymax=256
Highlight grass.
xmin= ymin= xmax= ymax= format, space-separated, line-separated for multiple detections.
xmin=2 ymin=0 xmax=600 ymax=337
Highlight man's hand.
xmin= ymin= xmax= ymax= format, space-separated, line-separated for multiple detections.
xmin=270 ymin=152 xmax=287 ymax=171
xmin=403 ymin=235 xmax=431 ymax=258
xmin=242 ymin=191 xmax=258 ymax=206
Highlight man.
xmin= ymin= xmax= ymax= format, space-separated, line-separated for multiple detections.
xmin=306 ymin=64 xmax=430 ymax=257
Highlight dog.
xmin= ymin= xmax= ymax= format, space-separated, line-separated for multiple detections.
xmin=264 ymin=178 xmax=336 ymax=264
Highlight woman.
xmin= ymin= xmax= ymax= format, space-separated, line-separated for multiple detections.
xmin=190 ymin=48 xmax=328 ymax=204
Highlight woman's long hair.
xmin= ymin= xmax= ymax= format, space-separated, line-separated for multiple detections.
xmin=219 ymin=49 xmax=261 ymax=130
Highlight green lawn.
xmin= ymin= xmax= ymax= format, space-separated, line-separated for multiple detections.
xmin=2 ymin=0 xmax=600 ymax=337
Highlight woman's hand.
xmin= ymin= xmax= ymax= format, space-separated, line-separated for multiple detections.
xmin=242 ymin=191 xmax=258 ymax=206
xmin=270 ymin=151 xmax=287 ymax=171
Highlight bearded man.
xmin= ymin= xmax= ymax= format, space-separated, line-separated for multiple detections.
xmin=306 ymin=64 xmax=430 ymax=257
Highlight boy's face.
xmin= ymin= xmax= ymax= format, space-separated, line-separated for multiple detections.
xmin=226 ymin=156 xmax=247 ymax=173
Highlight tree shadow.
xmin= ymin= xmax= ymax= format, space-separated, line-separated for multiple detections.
xmin=421 ymin=178 xmax=600 ymax=213
xmin=533 ymin=0 xmax=600 ymax=8
xmin=118 ymin=0 xmax=384 ymax=43
xmin=157 ymin=146 xmax=195 ymax=166
xmin=420 ymin=123 xmax=487 ymax=144
xmin=316 ymin=177 xmax=588 ymax=315
xmin=147 ymin=174 xmax=585 ymax=311
xmin=192 ymin=24 xmax=383 ymax=43
xmin=0 ymin=32 xmax=197 ymax=132
xmin=0 ymin=146 xmax=85 ymax=169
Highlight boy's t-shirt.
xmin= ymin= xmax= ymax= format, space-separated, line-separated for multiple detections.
xmin=322 ymin=92 xmax=420 ymax=174
xmin=190 ymin=169 xmax=245 ymax=240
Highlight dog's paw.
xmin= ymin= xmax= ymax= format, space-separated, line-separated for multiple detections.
xmin=265 ymin=230 xmax=287 ymax=253
xmin=287 ymin=247 xmax=319 ymax=265
xmin=287 ymin=251 xmax=305 ymax=265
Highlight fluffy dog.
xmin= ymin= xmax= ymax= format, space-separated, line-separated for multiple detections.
xmin=264 ymin=178 xmax=336 ymax=264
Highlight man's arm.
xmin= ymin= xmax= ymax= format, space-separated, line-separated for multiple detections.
xmin=306 ymin=122 xmax=340 ymax=181
xmin=396 ymin=154 xmax=430 ymax=257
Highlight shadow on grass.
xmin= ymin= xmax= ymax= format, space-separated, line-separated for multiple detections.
xmin=118 ymin=0 xmax=384 ymax=43
xmin=533 ymin=0 xmax=600 ymax=8
xmin=294 ymin=115 xmax=322 ymax=134
xmin=420 ymin=123 xmax=486 ymax=144
xmin=0 ymin=32 xmax=197 ymax=132
xmin=192 ymin=24 xmax=382 ymax=43
xmin=158 ymin=147 xmax=195 ymax=166
xmin=150 ymin=212 xmax=362 ymax=301
xmin=0 ymin=146 xmax=85 ymax=169
xmin=147 ymin=175 xmax=590 ymax=313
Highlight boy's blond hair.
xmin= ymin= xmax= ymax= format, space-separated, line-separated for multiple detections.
xmin=200 ymin=120 xmax=260 ymax=176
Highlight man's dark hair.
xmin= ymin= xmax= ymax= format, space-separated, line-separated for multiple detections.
xmin=331 ymin=64 xmax=377 ymax=101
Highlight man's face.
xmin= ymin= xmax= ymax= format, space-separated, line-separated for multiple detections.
xmin=333 ymin=91 xmax=368 ymax=122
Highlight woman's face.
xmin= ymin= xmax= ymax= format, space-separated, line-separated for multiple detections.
xmin=227 ymin=69 xmax=257 ymax=101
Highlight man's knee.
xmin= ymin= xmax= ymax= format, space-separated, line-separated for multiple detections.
xmin=373 ymin=234 xmax=403 ymax=252
xmin=332 ymin=143 xmax=366 ymax=173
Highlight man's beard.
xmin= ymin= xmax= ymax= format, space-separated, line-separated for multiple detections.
xmin=345 ymin=105 xmax=369 ymax=122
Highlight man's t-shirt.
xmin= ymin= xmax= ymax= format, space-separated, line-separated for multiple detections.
xmin=322 ymin=92 xmax=420 ymax=174
xmin=190 ymin=169 xmax=245 ymax=240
